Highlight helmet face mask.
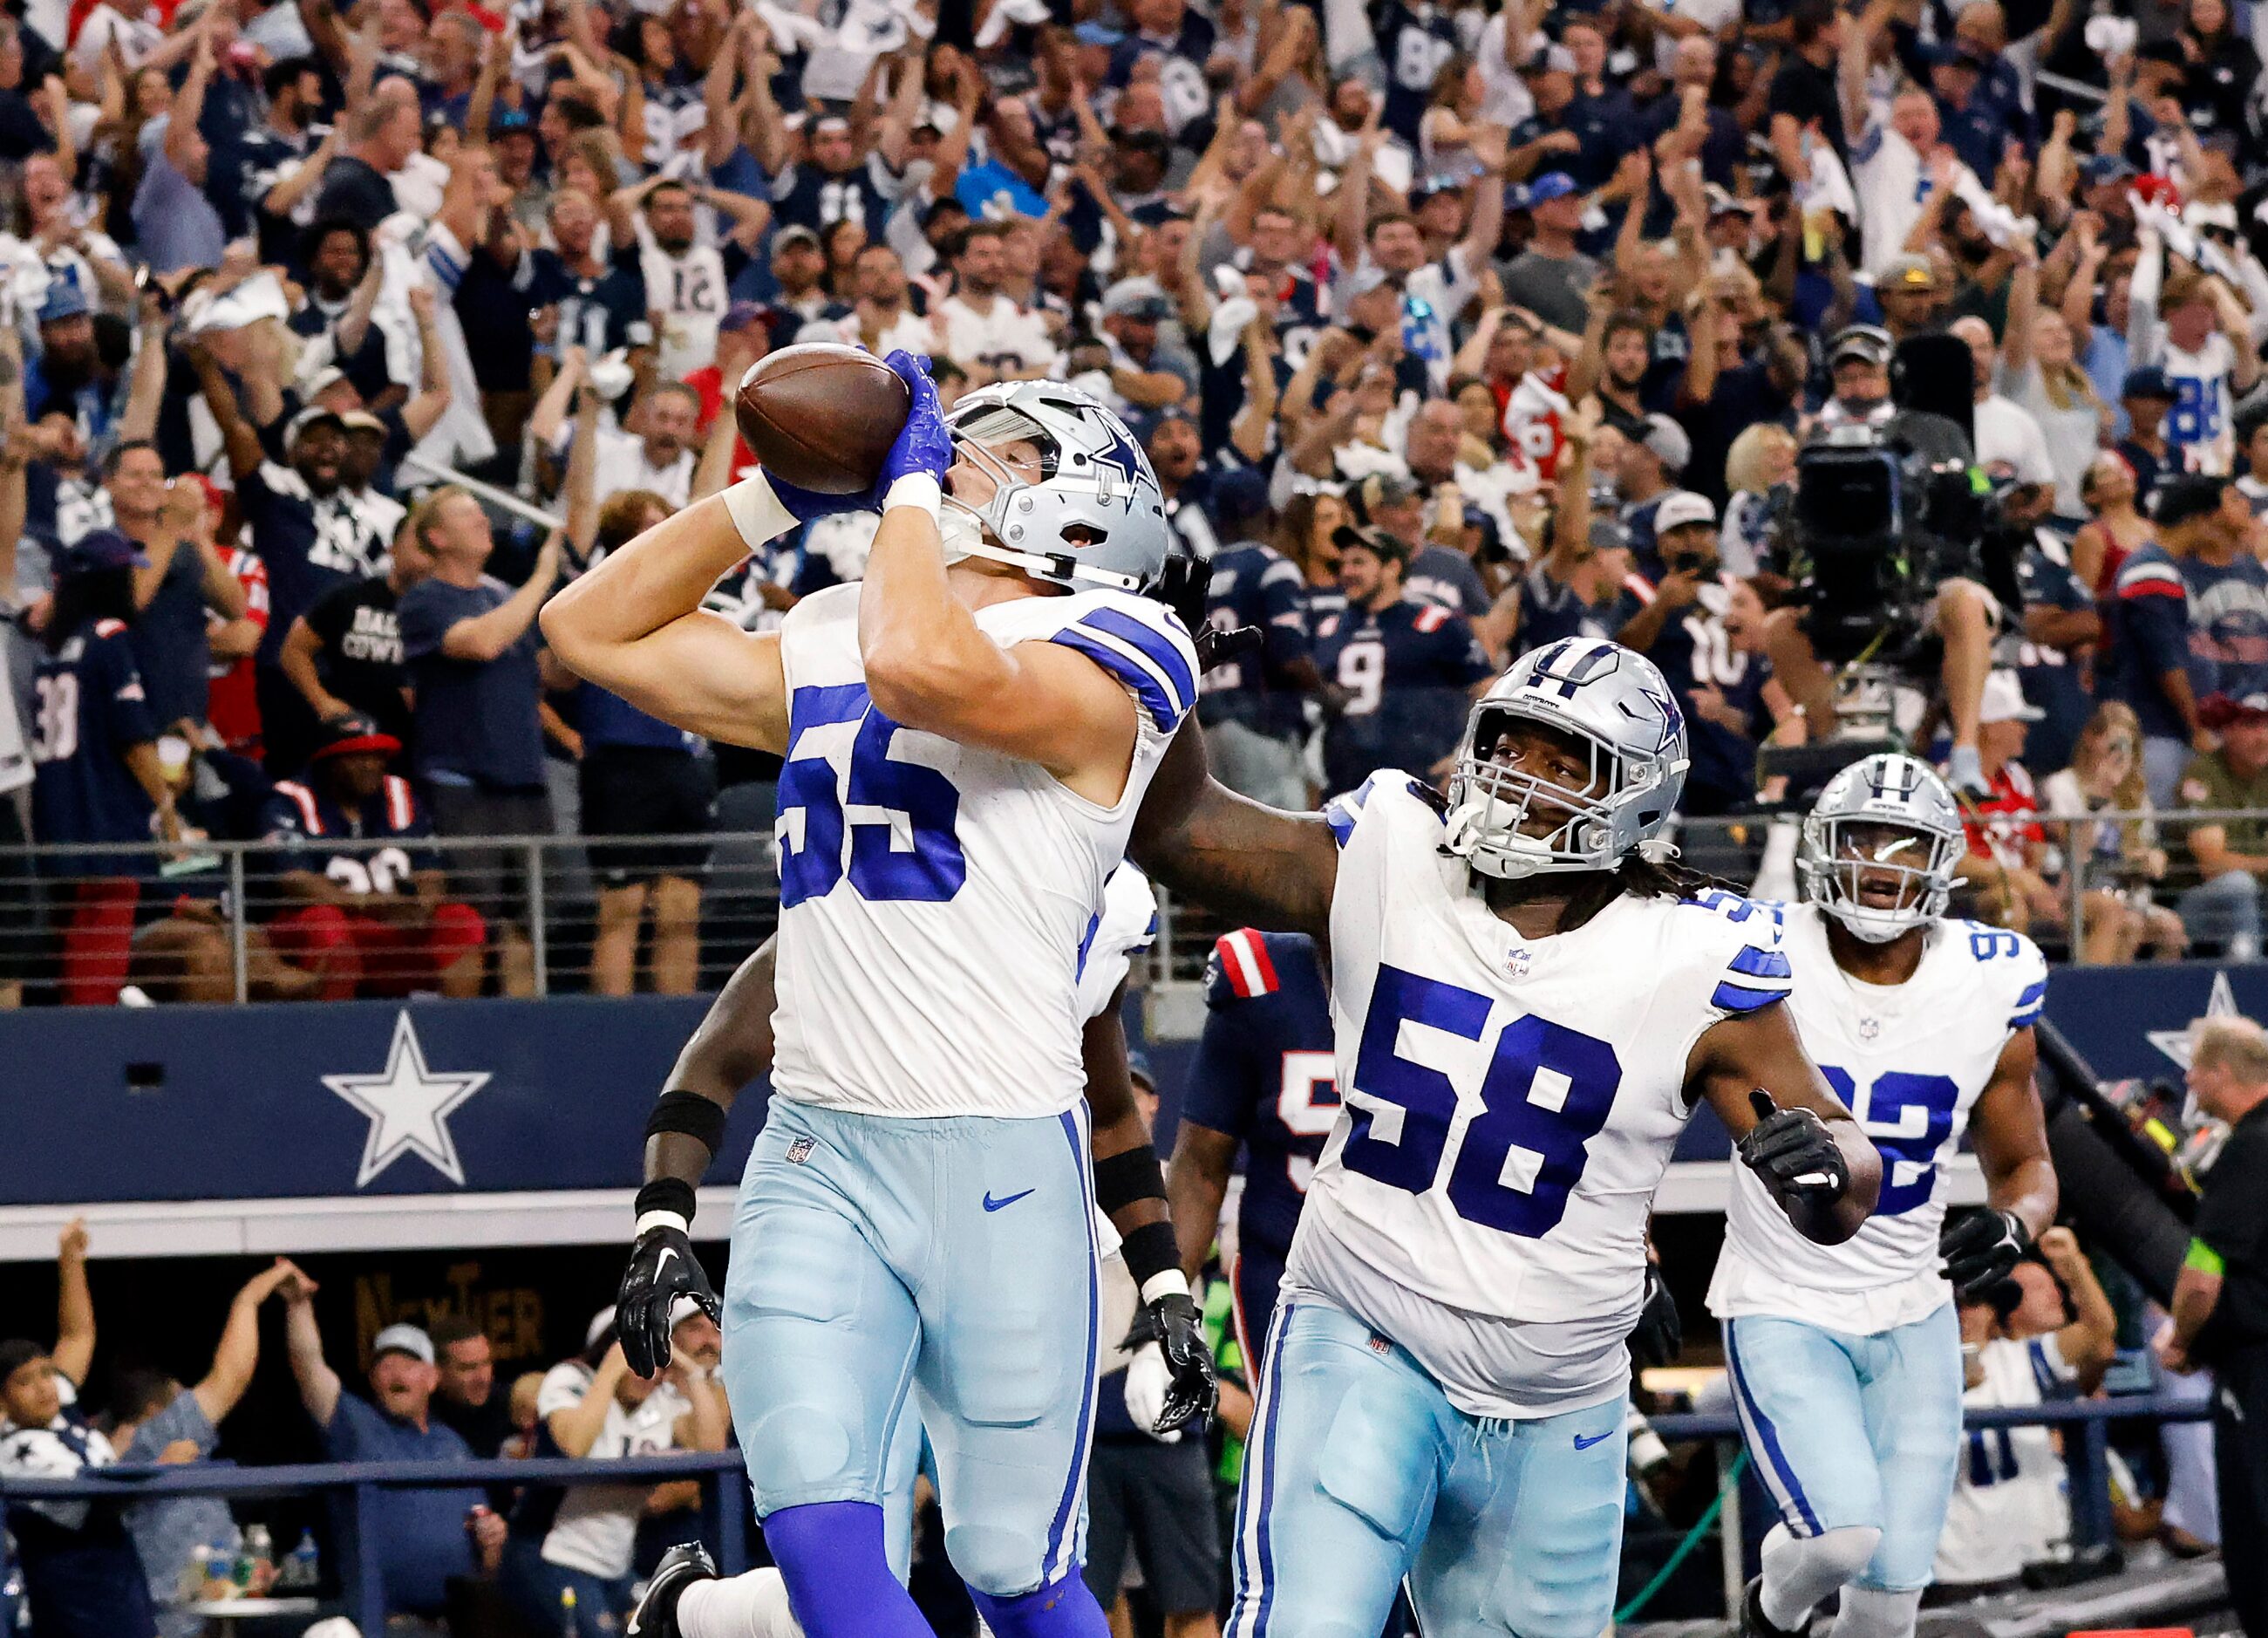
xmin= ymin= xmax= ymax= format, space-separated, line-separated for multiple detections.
xmin=939 ymin=382 xmax=1175 ymax=594
xmin=1797 ymin=754 xmax=1964 ymax=941
xmin=1444 ymin=640 xmax=1688 ymax=881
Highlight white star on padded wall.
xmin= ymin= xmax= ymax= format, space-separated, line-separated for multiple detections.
xmin=322 ymin=1012 xmax=493 ymax=1188
xmin=2148 ymin=970 xmax=2241 ymax=1073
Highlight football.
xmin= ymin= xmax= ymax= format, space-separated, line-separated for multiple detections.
xmin=733 ymin=344 xmax=913 ymax=495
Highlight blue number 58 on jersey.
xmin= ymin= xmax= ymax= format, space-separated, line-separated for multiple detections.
xmin=1341 ymin=965 xmax=1624 ymax=1239
xmin=778 ymin=683 xmax=967 ymax=907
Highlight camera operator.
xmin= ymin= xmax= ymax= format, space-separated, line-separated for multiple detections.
xmin=2157 ymin=1015 xmax=2268 ymax=1638
xmin=1761 ymin=419 xmax=2006 ymax=798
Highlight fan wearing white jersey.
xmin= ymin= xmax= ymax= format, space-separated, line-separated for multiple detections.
xmin=613 ymin=866 xmax=1168 ymax=1638
xmin=1711 ymin=754 xmax=2057 ymax=1638
xmin=1124 ymin=639 xmax=1883 ymax=1638
xmin=543 ymin=357 xmax=1209 ymax=1638
xmin=2129 ymin=224 xmax=2261 ymax=477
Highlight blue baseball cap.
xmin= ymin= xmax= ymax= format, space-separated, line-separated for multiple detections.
xmin=59 ymin=529 xmax=150 ymax=576
xmin=488 ymin=106 xmax=534 ymax=138
xmin=37 ymin=282 xmax=91 ymax=326
xmin=1073 ymin=20 xmax=1122 ymax=44
xmin=1209 ymin=467 xmax=1272 ymax=532
xmin=2122 ymin=366 xmax=2175 ymax=400
xmin=1511 ymin=172 xmax=1578 ymax=210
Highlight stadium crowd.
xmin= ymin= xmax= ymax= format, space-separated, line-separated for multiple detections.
xmin=3 ymin=0 xmax=2268 ymax=1005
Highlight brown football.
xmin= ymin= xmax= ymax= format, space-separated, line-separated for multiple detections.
xmin=733 ymin=344 xmax=913 ymax=495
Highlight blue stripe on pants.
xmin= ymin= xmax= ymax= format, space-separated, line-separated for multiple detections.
xmin=1041 ymin=1107 xmax=1100 ymax=1582
xmin=1726 ymin=1322 xmax=1822 ymax=1535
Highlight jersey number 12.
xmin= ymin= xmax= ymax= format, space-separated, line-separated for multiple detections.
xmin=1341 ymin=965 xmax=1621 ymax=1238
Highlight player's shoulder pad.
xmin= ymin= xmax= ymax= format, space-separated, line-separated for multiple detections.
xmin=1952 ymin=919 xmax=2047 ymax=1031
xmin=1206 ymin=927 xmax=1290 ymax=1007
xmin=1680 ymin=890 xmax=1793 ymax=1016
xmin=1322 ymin=768 xmax=1441 ymax=850
xmin=1042 ymin=590 xmax=1200 ymax=734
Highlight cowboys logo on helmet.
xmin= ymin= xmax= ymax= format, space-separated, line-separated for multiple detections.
xmin=1796 ymin=752 xmax=1966 ymax=942
xmin=939 ymin=380 xmax=1176 ymax=595
xmin=1444 ymin=639 xmax=1690 ymax=879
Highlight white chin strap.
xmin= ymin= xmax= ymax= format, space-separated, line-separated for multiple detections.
xmin=1825 ymin=900 xmax=1919 ymax=943
xmin=1444 ymin=799 xmax=1558 ymax=880
xmin=939 ymin=502 xmax=1143 ymax=591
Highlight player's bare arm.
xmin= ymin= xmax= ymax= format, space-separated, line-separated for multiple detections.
xmin=1939 ymin=1028 xmax=2057 ymax=1298
xmin=540 ymin=491 xmax=793 ymax=753
xmin=1692 ymin=1001 xmax=1883 ymax=1245
xmin=1167 ymin=1122 xmax=1241 ymax=1283
xmin=862 ymin=484 xmax=1143 ymax=800
xmin=1128 ymin=721 xmax=1338 ymax=936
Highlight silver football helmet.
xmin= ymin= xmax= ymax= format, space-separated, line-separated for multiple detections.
xmin=1444 ymin=639 xmax=1690 ymax=880
xmin=1798 ymin=753 xmax=1965 ymax=942
xmin=939 ymin=380 xmax=1175 ymax=593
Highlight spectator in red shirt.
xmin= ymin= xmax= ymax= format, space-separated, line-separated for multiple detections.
xmin=1958 ymin=671 xmax=2066 ymax=940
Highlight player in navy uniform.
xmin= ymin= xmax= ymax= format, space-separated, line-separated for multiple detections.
xmin=259 ymin=713 xmax=488 ymax=999
xmin=1201 ymin=517 xmax=1322 ymax=811
xmin=1168 ymin=930 xmax=1337 ymax=1368
xmin=28 ymin=531 xmax=186 ymax=1007
xmin=1312 ymin=527 xmax=1493 ymax=797
xmin=1613 ymin=494 xmax=1778 ymax=816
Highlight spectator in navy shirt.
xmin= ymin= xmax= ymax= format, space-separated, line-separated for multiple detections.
xmin=31 ymin=532 xmax=187 ymax=1006
xmin=1313 ymin=526 xmax=1493 ymax=797
xmin=396 ymin=490 xmax=564 ymax=998
xmin=283 ymin=1293 xmax=503 ymax=1625
xmin=1198 ymin=475 xmax=1321 ymax=809
xmin=567 ymin=491 xmax=713 ymax=997
xmin=2104 ymin=476 xmax=2247 ymax=804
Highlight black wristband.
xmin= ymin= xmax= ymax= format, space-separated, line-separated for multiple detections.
xmin=1119 ymin=1220 xmax=1181 ymax=1292
xmin=635 ymin=1177 xmax=698 ymax=1226
xmin=645 ymin=1090 xmax=729 ymax=1156
xmin=1093 ymin=1146 xmax=1168 ymax=1215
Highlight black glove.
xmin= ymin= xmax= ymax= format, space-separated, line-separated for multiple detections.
xmin=1940 ymin=1208 xmax=2030 ymax=1301
xmin=1739 ymin=1090 xmax=1850 ymax=1205
xmin=1630 ymin=1260 xmax=1682 ymax=1368
xmin=1122 ymin=1292 xmax=1218 ymax=1435
xmin=617 ymin=1224 xmax=721 ymax=1378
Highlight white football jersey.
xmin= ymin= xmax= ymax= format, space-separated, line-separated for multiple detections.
xmin=638 ymin=229 xmax=732 ymax=380
xmin=770 ymin=583 xmax=1197 ymax=1120
xmin=1076 ymin=863 xmax=1158 ymax=1023
xmin=1709 ymin=902 xmax=2046 ymax=1334
xmin=1291 ymin=774 xmax=1791 ymax=1337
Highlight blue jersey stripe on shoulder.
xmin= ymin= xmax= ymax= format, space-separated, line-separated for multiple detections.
xmin=1324 ymin=797 xmax=1359 ymax=848
xmin=1052 ymin=627 xmax=1182 ymax=730
xmin=1727 ymin=945 xmax=1792 ymax=981
xmin=1079 ymin=607 xmax=1195 ymax=715
xmin=2009 ymin=1007 xmax=2041 ymax=1029
xmin=1712 ymin=979 xmax=1789 ymax=1014
xmin=2016 ymin=979 xmax=2047 ymax=1006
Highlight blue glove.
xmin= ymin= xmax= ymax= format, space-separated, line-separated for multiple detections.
xmin=764 ymin=469 xmax=863 ymax=525
xmin=877 ymin=350 xmax=954 ymax=493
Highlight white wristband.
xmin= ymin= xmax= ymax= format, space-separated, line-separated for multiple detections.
xmin=1140 ymin=1269 xmax=1190 ymax=1307
xmin=721 ymin=473 xmax=796 ymax=549
xmin=883 ymin=474 xmax=943 ymax=518
xmin=634 ymin=1210 xmax=691 ymax=1240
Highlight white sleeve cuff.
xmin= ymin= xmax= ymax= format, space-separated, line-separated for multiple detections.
xmin=883 ymin=474 xmax=943 ymax=517
xmin=634 ymin=1211 xmax=691 ymax=1240
xmin=1139 ymin=1269 xmax=1190 ymax=1307
xmin=721 ymin=473 xmax=798 ymax=549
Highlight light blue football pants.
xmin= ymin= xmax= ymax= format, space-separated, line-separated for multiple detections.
xmin=1723 ymin=1304 xmax=1965 ymax=1593
xmin=1224 ymin=1300 xmax=1629 ymax=1638
xmin=722 ymin=1096 xmax=1101 ymax=1597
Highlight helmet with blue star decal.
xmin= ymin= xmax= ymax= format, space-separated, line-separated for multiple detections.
xmin=1797 ymin=752 xmax=1965 ymax=942
xmin=1443 ymin=639 xmax=1691 ymax=880
xmin=936 ymin=379 xmax=1176 ymax=594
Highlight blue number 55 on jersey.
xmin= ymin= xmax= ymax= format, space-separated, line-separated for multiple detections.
xmin=777 ymin=682 xmax=967 ymax=907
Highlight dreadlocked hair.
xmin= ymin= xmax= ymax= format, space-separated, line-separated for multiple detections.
xmin=1554 ymin=852 xmax=1743 ymax=933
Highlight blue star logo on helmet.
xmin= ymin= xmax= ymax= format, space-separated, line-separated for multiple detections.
xmin=1638 ymin=686 xmax=1684 ymax=753
xmin=1089 ymin=417 xmax=1144 ymax=510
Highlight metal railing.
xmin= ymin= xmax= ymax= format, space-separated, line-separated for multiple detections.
xmin=0 ymin=807 xmax=2255 ymax=1005
xmin=0 ymin=1396 xmax=2214 ymax=1631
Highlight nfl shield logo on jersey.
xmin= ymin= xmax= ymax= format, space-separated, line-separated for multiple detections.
xmin=1506 ymin=947 xmax=1532 ymax=979
xmin=786 ymin=1136 xmax=816 ymax=1165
